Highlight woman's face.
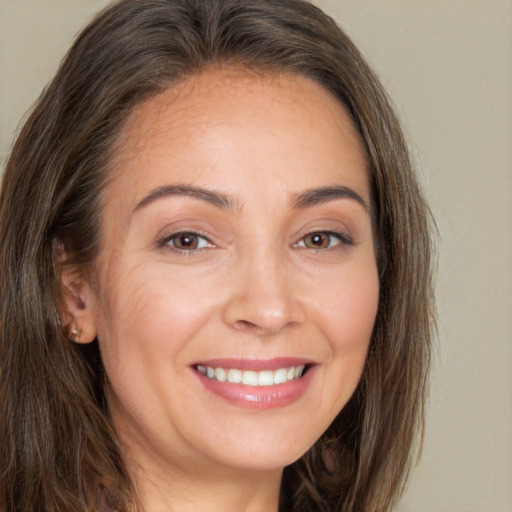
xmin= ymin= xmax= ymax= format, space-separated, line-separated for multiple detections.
xmin=79 ymin=69 xmax=379 ymax=474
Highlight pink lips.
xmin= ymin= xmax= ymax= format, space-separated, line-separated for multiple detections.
xmin=192 ymin=358 xmax=316 ymax=410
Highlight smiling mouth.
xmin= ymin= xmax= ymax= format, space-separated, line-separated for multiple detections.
xmin=195 ymin=364 xmax=307 ymax=386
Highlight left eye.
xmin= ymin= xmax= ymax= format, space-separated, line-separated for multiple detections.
xmin=165 ymin=232 xmax=212 ymax=251
xmin=298 ymin=231 xmax=348 ymax=249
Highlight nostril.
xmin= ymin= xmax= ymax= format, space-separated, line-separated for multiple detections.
xmin=234 ymin=320 xmax=257 ymax=330
xmin=232 ymin=318 xmax=294 ymax=337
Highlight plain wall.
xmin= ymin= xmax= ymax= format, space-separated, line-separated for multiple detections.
xmin=1 ymin=1 xmax=511 ymax=511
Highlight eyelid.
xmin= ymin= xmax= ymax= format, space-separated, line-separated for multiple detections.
xmin=294 ymin=229 xmax=354 ymax=249
xmin=156 ymin=229 xmax=215 ymax=252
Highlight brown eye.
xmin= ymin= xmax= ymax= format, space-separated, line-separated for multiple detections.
xmin=167 ymin=232 xmax=211 ymax=251
xmin=304 ymin=232 xmax=330 ymax=249
xmin=299 ymin=231 xmax=350 ymax=250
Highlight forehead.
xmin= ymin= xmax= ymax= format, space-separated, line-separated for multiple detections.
xmin=121 ymin=67 xmax=360 ymax=142
xmin=107 ymin=67 xmax=369 ymax=210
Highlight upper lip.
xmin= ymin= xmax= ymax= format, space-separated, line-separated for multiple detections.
xmin=191 ymin=357 xmax=315 ymax=371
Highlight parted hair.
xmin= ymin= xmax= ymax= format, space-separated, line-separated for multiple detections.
xmin=0 ymin=1 xmax=436 ymax=511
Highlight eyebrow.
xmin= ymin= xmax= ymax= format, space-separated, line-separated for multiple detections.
xmin=134 ymin=184 xmax=235 ymax=212
xmin=291 ymin=185 xmax=368 ymax=211
xmin=133 ymin=183 xmax=368 ymax=215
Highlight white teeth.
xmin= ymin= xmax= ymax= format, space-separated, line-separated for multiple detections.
xmin=197 ymin=364 xmax=307 ymax=386
xmin=215 ymin=368 xmax=227 ymax=382
xmin=273 ymin=368 xmax=287 ymax=384
xmin=242 ymin=370 xmax=258 ymax=386
xmin=227 ymin=369 xmax=242 ymax=383
xmin=258 ymin=371 xmax=274 ymax=386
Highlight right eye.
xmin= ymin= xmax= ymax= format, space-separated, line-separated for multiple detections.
xmin=162 ymin=231 xmax=213 ymax=251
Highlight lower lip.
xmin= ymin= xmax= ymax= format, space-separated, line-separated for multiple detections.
xmin=195 ymin=367 xmax=315 ymax=410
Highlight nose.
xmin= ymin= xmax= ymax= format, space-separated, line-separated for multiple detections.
xmin=222 ymin=249 xmax=305 ymax=336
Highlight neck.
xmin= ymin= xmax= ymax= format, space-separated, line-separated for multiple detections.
xmin=131 ymin=459 xmax=282 ymax=512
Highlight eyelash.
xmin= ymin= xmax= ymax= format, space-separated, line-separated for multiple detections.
xmin=157 ymin=230 xmax=214 ymax=255
xmin=295 ymin=230 xmax=354 ymax=250
xmin=157 ymin=229 xmax=353 ymax=256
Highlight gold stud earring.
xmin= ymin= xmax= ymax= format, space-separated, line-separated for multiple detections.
xmin=70 ymin=325 xmax=81 ymax=342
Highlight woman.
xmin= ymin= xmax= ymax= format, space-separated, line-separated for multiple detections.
xmin=0 ymin=1 xmax=435 ymax=511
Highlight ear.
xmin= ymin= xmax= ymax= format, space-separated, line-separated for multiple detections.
xmin=54 ymin=241 xmax=98 ymax=344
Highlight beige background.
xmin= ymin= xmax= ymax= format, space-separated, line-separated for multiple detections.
xmin=1 ymin=1 xmax=511 ymax=511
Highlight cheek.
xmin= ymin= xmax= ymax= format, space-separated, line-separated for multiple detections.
xmin=95 ymin=262 xmax=223 ymax=370
xmin=314 ymin=260 xmax=379 ymax=347
xmin=93 ymin=265 xmax=222 ymax=428
xmin=311 ymin=259 xmax=379 ymax=399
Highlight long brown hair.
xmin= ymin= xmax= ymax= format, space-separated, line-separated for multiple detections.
xmin=0 ymin=1 xmax=436 ymax=511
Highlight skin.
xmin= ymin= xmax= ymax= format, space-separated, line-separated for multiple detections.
xmin=63 ymin=68 xmax=379 ymax=512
